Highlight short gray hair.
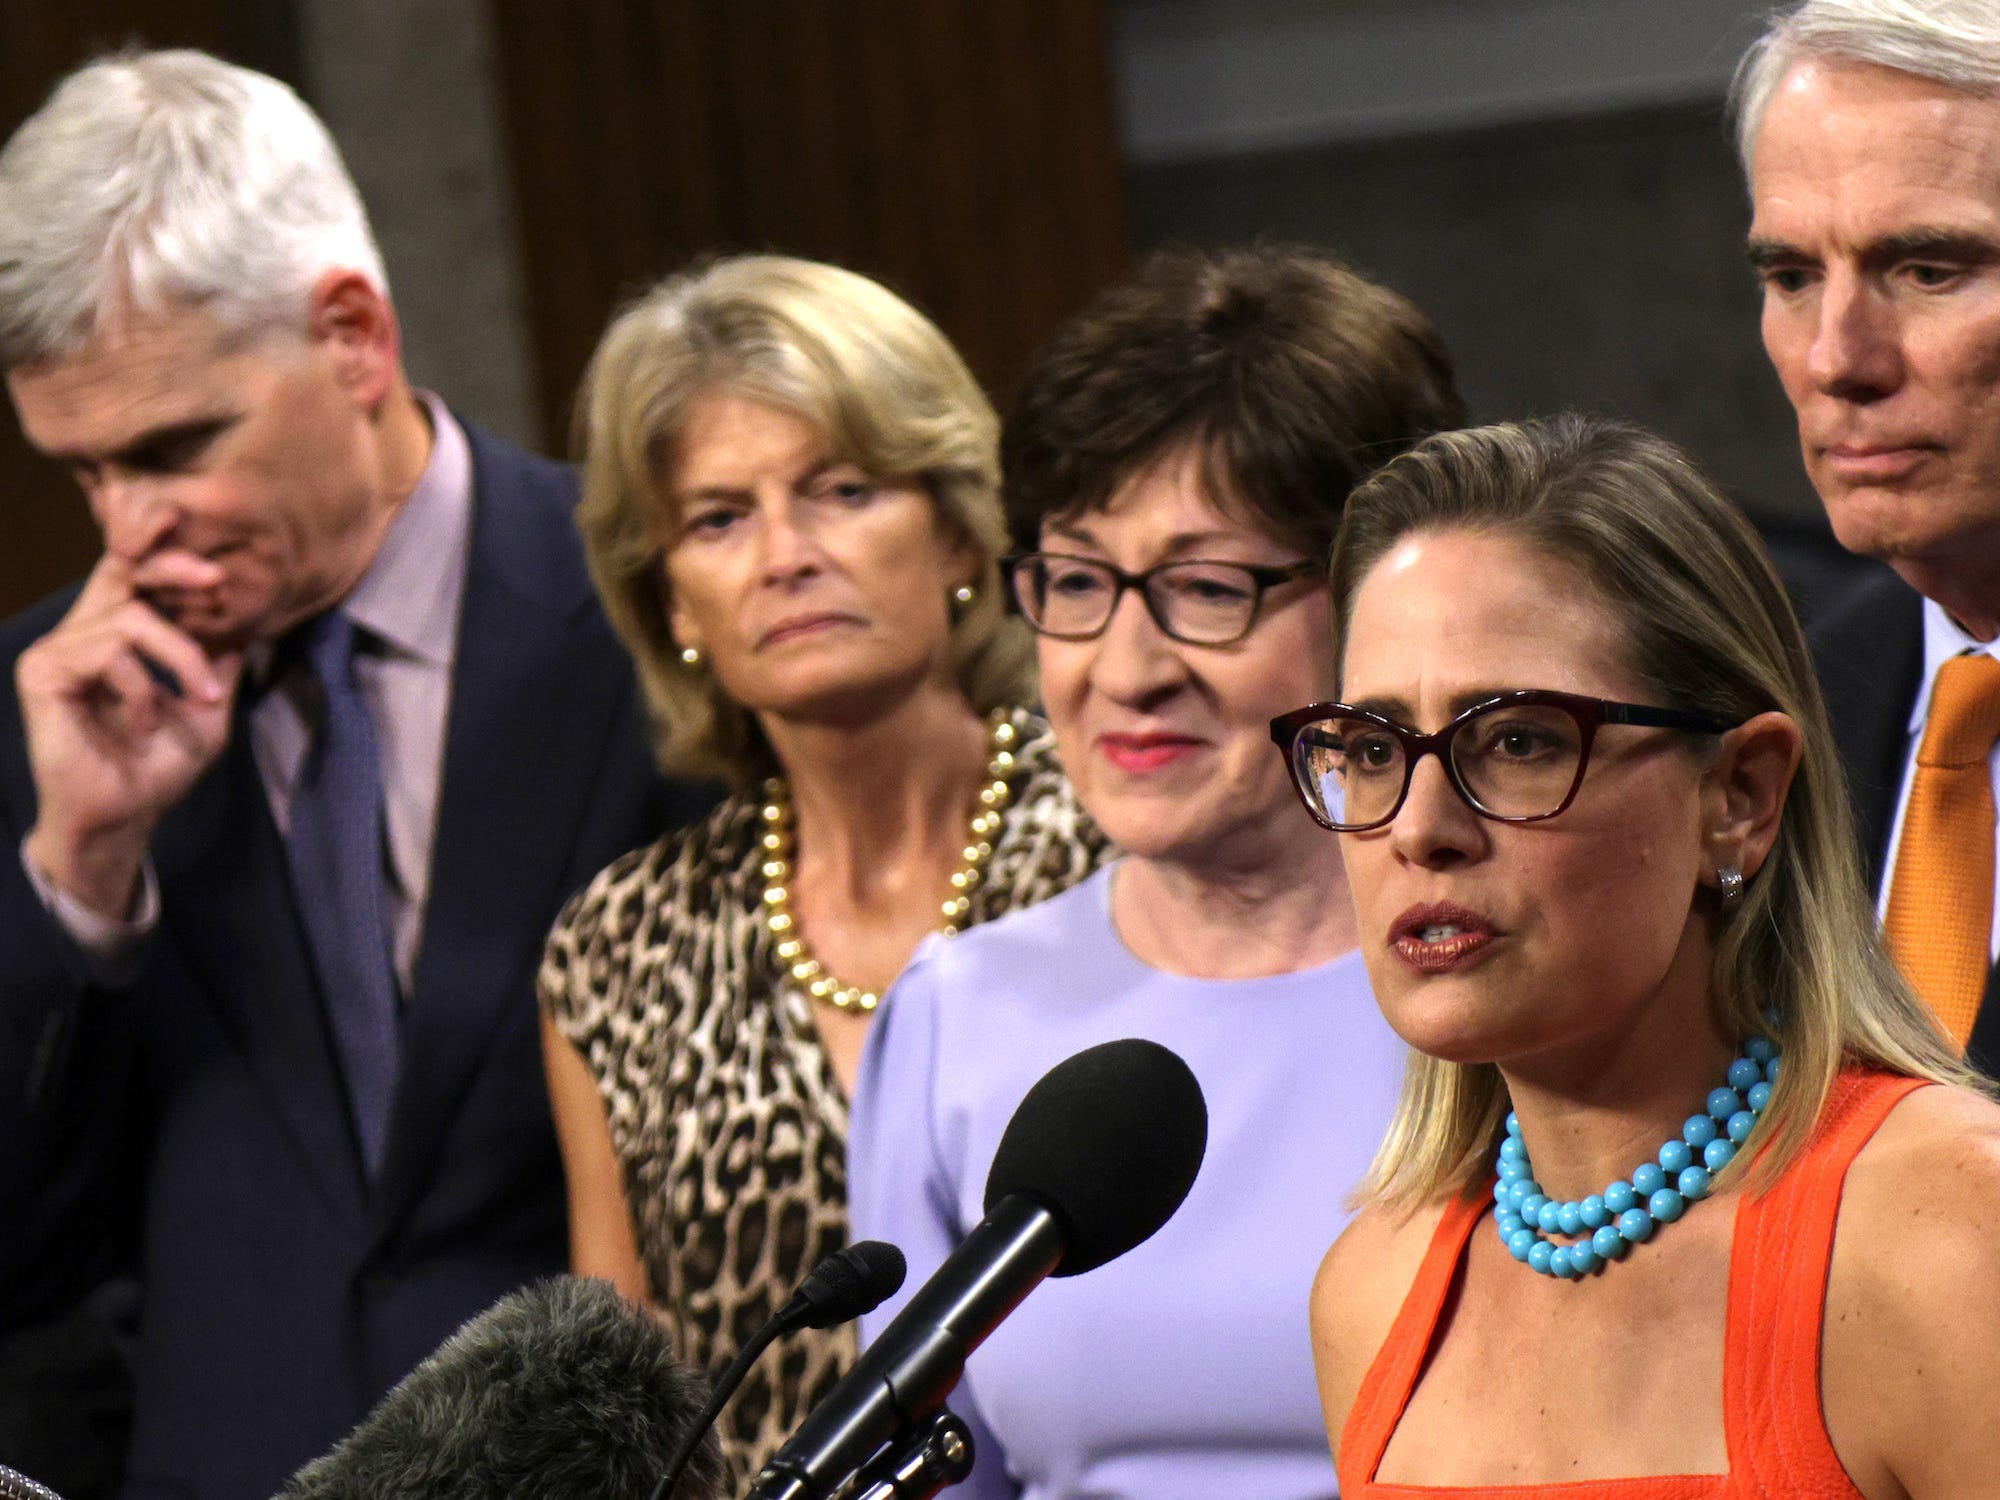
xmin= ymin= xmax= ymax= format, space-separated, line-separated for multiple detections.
xmin=0 ymin=49 xmax=388 ymax=367
xmin=1734 ymin=0 xmax=2000 ymax=170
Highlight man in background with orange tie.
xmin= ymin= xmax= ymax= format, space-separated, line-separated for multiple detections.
xmin=1737 ymin=0 xmax=2000 ymax=1073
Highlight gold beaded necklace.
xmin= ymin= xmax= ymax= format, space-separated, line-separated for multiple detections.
xmin=759 ymin=709 xmax=1019 ymax=1012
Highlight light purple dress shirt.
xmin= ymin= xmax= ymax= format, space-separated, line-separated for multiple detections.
xmin=849 ymin=863 xmax=1407 ymax=1500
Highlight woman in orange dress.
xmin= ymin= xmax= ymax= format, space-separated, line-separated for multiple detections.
xmin=1271 ymin=415 xmax=2000 ymax=1498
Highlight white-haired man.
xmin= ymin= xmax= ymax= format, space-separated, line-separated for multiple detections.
xmin=1740 ymin=0 xmax=2000 ymax=1076
xmin=0 ymin=52 xmax=705 ymax=1499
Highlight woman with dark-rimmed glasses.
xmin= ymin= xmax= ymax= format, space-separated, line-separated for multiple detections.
xmin=1271 ymin=691 xmax=1735 ymax=835
xmin=1283 ymin=414 xmax=2000 ymax=1500
xmin=848 ymin=245 xmax=1466 ymax=1500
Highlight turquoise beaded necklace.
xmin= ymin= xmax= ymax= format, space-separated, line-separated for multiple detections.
xmin=1492 ymin=1034 xmax=1782 ymax=1278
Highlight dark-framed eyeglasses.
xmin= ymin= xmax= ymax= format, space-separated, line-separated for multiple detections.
xmin=1002 ymin=551 xmax=1317 ymax=647
xmin=1268 ymin=689 xmax=1738 ymax=832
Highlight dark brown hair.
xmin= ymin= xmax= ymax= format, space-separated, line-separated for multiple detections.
xmin=1001 ymin=244 xmax=1467 ymax=557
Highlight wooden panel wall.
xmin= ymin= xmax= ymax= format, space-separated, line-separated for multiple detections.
xmin=0 ymin=1 xmax=302 ymax=619
xmin=488 ymin=0 xmax=1131 ymax=453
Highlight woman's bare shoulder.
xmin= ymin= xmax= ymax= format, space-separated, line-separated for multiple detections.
xmin=1845 ymin=1078 xmax=2000 ymax=1221
xmin=1824 ymin=1081 xmax=2000 ymax=1498
xmin=1310 ymin=1199 xmax=1453 ymax=1457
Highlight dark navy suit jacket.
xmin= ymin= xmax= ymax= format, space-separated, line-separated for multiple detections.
xmin=1806 ymin=564 xmax=2000 ymax=1077
xmin=0 ymin=425 xmax=708 ymax=1500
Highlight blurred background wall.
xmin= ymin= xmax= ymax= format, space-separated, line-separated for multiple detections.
xmin=1 ymin=0 xmax=1838 ymax=622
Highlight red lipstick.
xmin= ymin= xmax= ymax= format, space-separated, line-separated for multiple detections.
xmin=1097 ymin=732 xmax=1202 ymax=774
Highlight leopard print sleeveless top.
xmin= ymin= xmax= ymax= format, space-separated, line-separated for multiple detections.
xmin=538 ymin=708 xmax=1112 ymax=1484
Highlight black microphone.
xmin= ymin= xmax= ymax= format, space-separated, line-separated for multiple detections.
xmin=276 ymin=1276 xmax=722 ymax=1500
xmin=648 ymin=1241 xmax=906 ymax=1500
xmin=745 ymin=1037 xmax=1208 ymax=1500
xmin=782 ymin=1240 xmax=909 ymax=1331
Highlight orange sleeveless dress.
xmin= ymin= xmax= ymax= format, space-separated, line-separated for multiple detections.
xmin=1338 ymin=1070 xmax=1927 ymax=1499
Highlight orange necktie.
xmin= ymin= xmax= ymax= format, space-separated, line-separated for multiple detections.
xmin=1884 ymin=651 xmax=2000 ymax=1047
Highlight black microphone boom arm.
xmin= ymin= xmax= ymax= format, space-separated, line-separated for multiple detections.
xmin=748 ymin=1037 xmax=1209 ymax=1500
xmin=743 ymin=1199 xmax=1063 ymax=1500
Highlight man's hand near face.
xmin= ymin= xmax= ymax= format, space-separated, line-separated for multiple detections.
xmin=17 ymin=545 xmax=241 ymax=921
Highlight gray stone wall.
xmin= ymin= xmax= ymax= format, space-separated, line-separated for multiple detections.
xmin=1129 ymin=102 xmax=1818 ymax=526
xmin=1115 ymin=0 xmax=1822 ymax=529
xmin=296 ymin=0 xmax=542 ymax=449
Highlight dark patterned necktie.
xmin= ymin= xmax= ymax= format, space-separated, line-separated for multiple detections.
xmin=284 ymin=609 xmax=400 ymax=1177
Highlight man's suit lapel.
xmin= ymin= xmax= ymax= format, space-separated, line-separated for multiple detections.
xmin=372 ymin=427 xmax=632 ymax=1225
xmin=1808 ymin=565 xmax=1924 ymax=892
xmin=1808 ymin=567 xmax=2000 ymax=1069
xmin=155 ymin=716 xmax=370 ymax=1218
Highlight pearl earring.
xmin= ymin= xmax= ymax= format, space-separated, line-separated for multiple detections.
xmin=952 ymin=585 xmax=975 ymax=606
xmin=680 ymin=646 xmax=702 ymax=668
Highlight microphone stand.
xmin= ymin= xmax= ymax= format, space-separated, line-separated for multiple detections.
xmin=847 ymin=1409 xmax=977 ymax=1500
xmin=743 ymin=1201 xmax=1062 ymax=1500
xmin=744 ymin=1409 xmax=975 ymax=1500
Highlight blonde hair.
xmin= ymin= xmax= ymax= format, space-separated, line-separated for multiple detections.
xmin=574 ymin=254 xmax=1033 ymax=787
xmin=1330 ymin=415 xmax=1984 ymax=1209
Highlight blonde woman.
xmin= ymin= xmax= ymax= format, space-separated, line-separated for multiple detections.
xmin=1281 ymin=415 xmax=2000 ymax=1498
xmin=537 ymin=256 xmax=1111 ymax=1482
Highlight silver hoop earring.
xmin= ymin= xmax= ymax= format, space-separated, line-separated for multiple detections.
xmin=1717 ymin=865 xmax=1745 ymax=911
xmin=680 ymin=645 xmax=702 ymax=668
